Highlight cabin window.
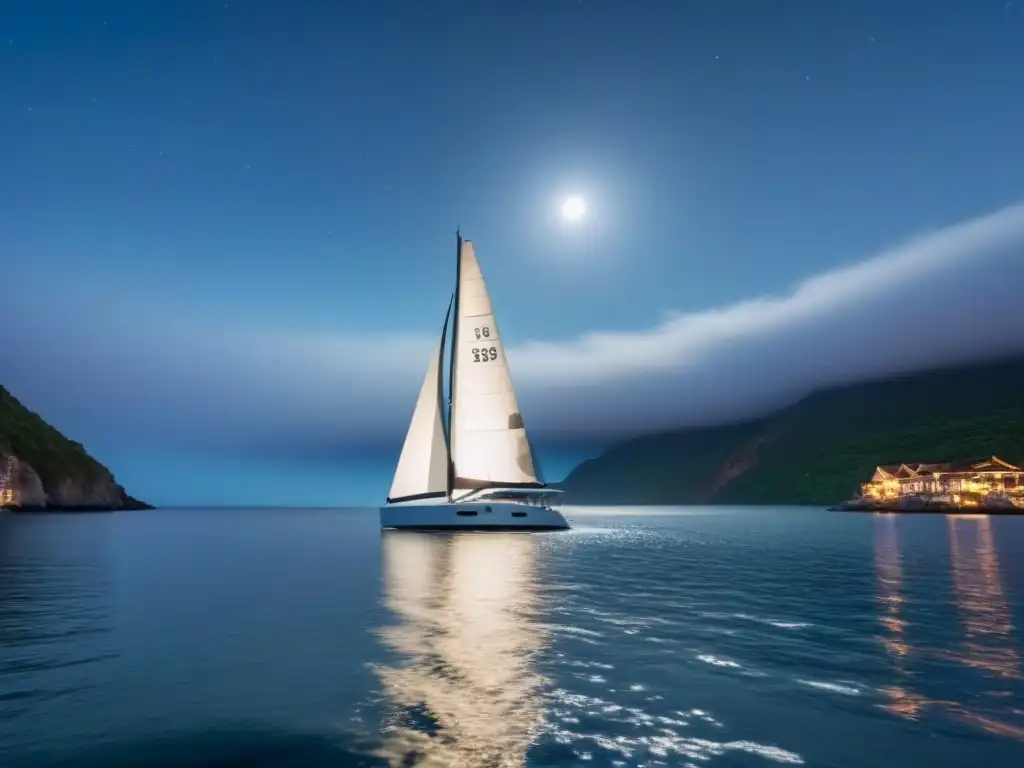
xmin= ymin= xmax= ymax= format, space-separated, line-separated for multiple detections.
xmin=511 ymin=511 xmax=527 ymax=518
xmin=456 ymin=510 xmax=478 ymax=517
xmin=484 ymin=506 xmax=493 ymax=513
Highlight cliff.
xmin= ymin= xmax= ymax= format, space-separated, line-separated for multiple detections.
xmin=560 ymin=355 xmax=1024 ymax=506
xmin=0 ymin=385 xmax=150 ymax=511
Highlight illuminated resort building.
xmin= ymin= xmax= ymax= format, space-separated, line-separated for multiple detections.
xmin=860 ymin=456 xmax=1023 ymax=509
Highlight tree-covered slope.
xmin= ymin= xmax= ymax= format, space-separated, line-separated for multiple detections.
xmin=0 ymin=385 xmax=149 ymax=510
xmin=560 ymin=356 xmax=1024 ymax=506
xmin=1 ymin=386 xmax=107 ymax=484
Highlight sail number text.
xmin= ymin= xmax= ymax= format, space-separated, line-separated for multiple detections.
xmin=471 ymin=346 xmax=499 ymax=363
xmin=473 ymin=326 xmax=491 ymax=340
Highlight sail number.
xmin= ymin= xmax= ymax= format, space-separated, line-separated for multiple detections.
xmin=471 ymin=346 xmax=498 ymax=363
xmin=473 ymin=326 xmax=491 ymax=340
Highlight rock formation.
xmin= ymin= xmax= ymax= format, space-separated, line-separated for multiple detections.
xmin=0 ymin=385 xmax=150 ymax=511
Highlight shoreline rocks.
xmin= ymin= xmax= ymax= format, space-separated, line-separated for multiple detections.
xmin=0 ymin=451 xmax=153 ymax=512
xmin=829 ymin=497 xmax=1023 ymax=515
xmin=1 ymin=384 xmax=152 ymax=512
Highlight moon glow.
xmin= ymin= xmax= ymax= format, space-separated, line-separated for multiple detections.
xmin=561 ymin=195 xmax=586 ymax=222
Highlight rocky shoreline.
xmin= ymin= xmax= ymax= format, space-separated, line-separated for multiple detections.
xmin=829 ymin=498 xmax=1024 ymax=515
xmin=0 ymin=452 xmax=151 ymax=512
xmin=2 ymin=383 xmax=152 ymax=513
xmin=3 ymin=498 xmax=153 ymax=513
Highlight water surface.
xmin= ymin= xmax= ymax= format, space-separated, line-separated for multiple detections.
xmin=2 ymin=506 xmax=1023 ymax=766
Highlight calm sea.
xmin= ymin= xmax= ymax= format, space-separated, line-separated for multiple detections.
xmin=1 ymin=507 xmax=1023 ymax=767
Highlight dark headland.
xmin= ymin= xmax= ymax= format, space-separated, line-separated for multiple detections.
xmin=0 ymin=385 xmax=150 ymax=512
xmin=558 ymin=355 xmax=1024 ymax=512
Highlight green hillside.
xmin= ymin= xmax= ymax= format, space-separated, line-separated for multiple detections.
xmin=1 ymin=385 xmax=149 ymax=509
xmin=0 ymin=385 xmax=107 ymax=488
xmin=560 ymin=356 xmax=1024 ymax=505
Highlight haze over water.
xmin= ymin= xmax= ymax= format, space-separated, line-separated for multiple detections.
xmin=2 ymin=507 xmax=1023 ymax=767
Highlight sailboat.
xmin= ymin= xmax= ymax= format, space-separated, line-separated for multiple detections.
xmin=380 ymin=233 xmax=570 ymax=531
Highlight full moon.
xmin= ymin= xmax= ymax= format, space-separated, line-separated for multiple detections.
xmin=561 ymin=195 xmax=586 ymax=222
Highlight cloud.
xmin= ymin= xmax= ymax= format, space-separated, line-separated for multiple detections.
xmin=512 ymin=202 xmax=1024 ymax=435
xmin=3 ymin=202 xmax=1024 ymax=456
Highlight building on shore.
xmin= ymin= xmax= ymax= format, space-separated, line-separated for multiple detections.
xmin=860 ymin=456 xmax=1023 ymax=509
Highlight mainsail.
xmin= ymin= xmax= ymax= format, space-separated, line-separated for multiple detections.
xmin=448 ymin=237 xmax=543 ymax=493
xmin=386 ymin=299 xmax=453 ymax=503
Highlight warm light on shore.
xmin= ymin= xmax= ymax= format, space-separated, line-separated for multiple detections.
xmin=858 ymin=456 xmax=1023 ymax=509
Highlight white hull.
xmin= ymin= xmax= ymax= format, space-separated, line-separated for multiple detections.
xmin=380 ymin=500 xmax=569 ymax=531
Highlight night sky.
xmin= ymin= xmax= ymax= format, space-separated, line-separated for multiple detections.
xmin=3 ymin=1 xmax=1024 ymax=505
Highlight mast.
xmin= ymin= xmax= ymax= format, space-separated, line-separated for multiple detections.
xmin=438 ymin=292 xmax=454 ymax=455
xmin=446 ymin=228 xmax=462 ymax=501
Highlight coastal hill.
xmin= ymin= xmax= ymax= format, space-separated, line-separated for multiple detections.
xmin=559 ymin=355 xmax=1024 ymax=506
xmin=0 ymin=385 xmax=149 ymax=511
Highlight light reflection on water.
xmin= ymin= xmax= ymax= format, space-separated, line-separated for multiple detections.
xmin=947 ymin=516 xmax=1020 ymax=680
xmin=3 ymin=508 xmax=1024 ymax=767
xmin=376 ymin=514 xmax=1024 ymax=767
xmin=874 ymin=513 xmax=1024 ymax=740
xmin=374 ymin=533 xmax=547 ymax=767
xmin=874 ymin=514 xmax=935 ymax=718
xmin=374 ymin=530 xmax=805 ymax=767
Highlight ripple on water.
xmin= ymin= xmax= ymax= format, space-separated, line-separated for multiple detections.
xmin=797 ymin=680 xmax=867 ymax=697
xmin=7 ymin=508 xmax=1024 ymax=767
xmin=696 ymin=654 xmax=743 ymax=670
xmin=542 ymin=690 xmax=804 ymax=766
